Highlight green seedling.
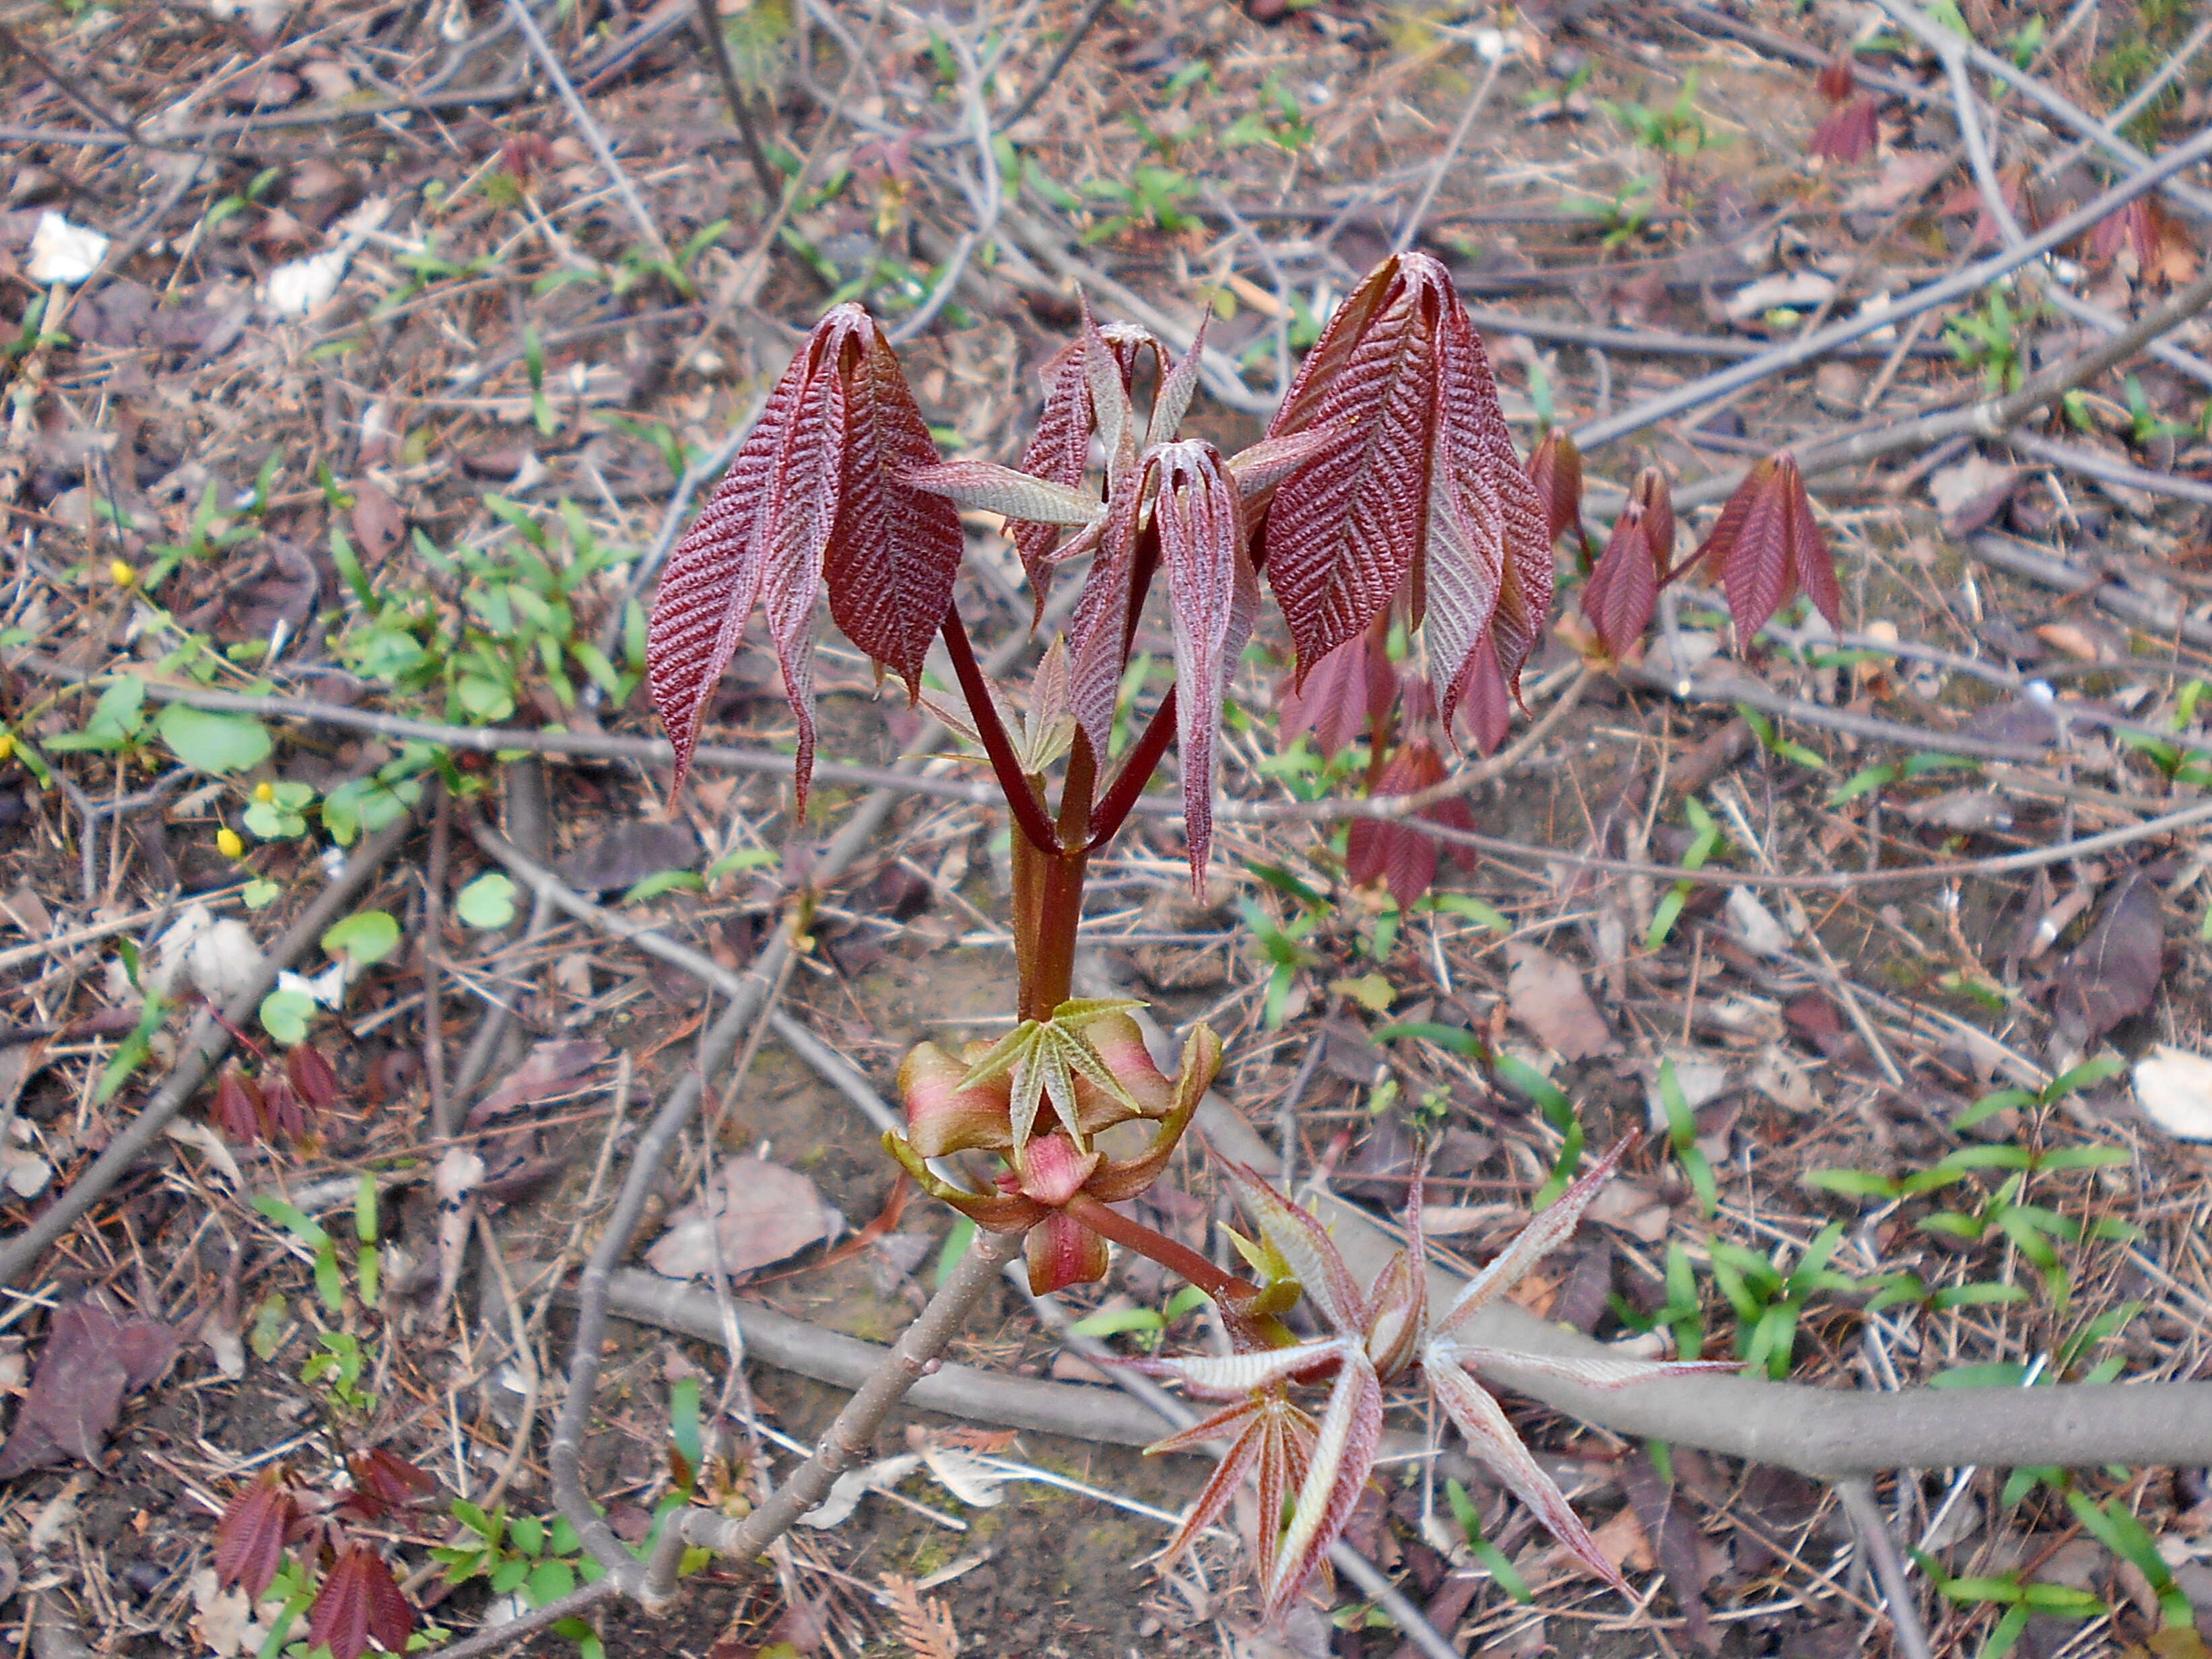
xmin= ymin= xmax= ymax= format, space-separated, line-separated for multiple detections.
xmin=1080 ymin=166 xmax=1199 ymax=241
xmin=1736 ymin=704 xmax=1825 ymax=771
xmin=1945 ymin=285 xmax=2032 ymax=395
xmin=1654 ymin=1058 xmax=1716 ymax=1217
xmin=1069 ymin=1285 xmax=1210 ymax=1350
xmin=1913 ymin=1547 xmax=2104 ymax=1659
xmin=1240 ymin=896 xmax=1319 ymax=1029
xmin=1646 ymin=797 xmax=1725 ymax=950
xmin=1706 ymin=1224 xmax=1854 ymax=1380
xmin=1445 ymin=1477 xmax=1533 ymax=1602
xmin=434 ymin=1503 xmax=607 ymax=1659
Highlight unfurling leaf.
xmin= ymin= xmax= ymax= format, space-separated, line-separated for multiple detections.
xmin=1692 ymin=452 xmax=1840 ymax=646
xmin=215 ymin=1468 xmax=299 ymax=1600
xmin=1527 ymin=428 xmax=1592 ymax=567
xmin=1344 ymin=740 xmax=1477 ymax=909
xmin=306 ymin=1545 xmax=414 ymax=1659
xmin=1264 ymin=252 xmax=1551 ymax=737
xmin=1815 ymin=53 xmax=1856 ymax=104
xmin=1579 ymin=467 xmax=1675 ymax=659
xmin=648 ymin=304 xmax=962 ymax=804
xmin=1153 ymin=440 xmax=1256 ymax=893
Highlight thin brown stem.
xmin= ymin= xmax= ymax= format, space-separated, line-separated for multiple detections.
xmin=941 ymin=607 xmax=1061 ymax=857
xmin=690 ymin=0 xmax=782 ymax=203
xmin=657 ymin=1227 xmax=1029 ymax=1599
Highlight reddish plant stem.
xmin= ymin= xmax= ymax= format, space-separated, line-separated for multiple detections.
xmin=1087 ymin=685 xmax=1178 ymax=852
xmin=1021 ymin=729 xmax=1096 ymax=1019
xmin=1063 ymin=1192 xmax=1260 ymax=1307
xmin=941 ymin=607 xmax=1061 ymax=857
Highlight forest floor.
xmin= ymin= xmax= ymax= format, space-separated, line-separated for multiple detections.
xmin=2 ymin=0 xmax=2212 ymax=1656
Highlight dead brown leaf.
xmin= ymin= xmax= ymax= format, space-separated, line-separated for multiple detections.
xmin=0 ymin=1301 xmax=179 ymax=1477
xmin=1505 ymin=943 xmax=1615 ymax=1058
xmin=2053 ymin=870 xmax=2164 ymax=1046
xmin=467 ymin=1038 xmax=610 ymax=1127
xmin=646 ymin=1154 xmax=842 ymax=1280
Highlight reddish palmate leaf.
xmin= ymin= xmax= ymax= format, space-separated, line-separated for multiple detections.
xmin=1262 ymin=255 xmax=1442 ymax=671
xmin=1578 ymin=467 xmax=1675 ymax=659
xmin=1009 ymin=335 xmax=1103 ymax=601
xmin=1422 ymin=291 xmax=1554 ymax=724
xmin=648 ymin=304 xmax=961 ymax=805
xmin=1693 ymin=452 xmax=1839 ymax=646
xmin=286 ymin=1044 xmax=341 ymax=1113
xmin=1264 ymin=249 xmax=1553 ymax=722
xmin=211 ymin=1065 xmax=269 ymax=1143
xmin=339 ymin=1447 xmax=437 ymax=1522
xmin=306 ymin=1545 xmax=415 ymax=1659
xmin=215 ymin=1468 xmax=299 ymax=1600
xmin=1343 ymin=740 xmax=1477 ymax=909
xmin=1809 ymin=94 xmax=1879 ymax=164
xmin=1152 ymin=440 xmax=1256 ymax=893
xmin=1277 ymin=619 xmax=1397 ymax=759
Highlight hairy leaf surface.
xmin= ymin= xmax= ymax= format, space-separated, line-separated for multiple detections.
xmin=1155 ymin=440 xmax=1256 ymax=893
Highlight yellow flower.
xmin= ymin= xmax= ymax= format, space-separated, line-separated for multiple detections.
xmin=253 ymin=780 xmax=275 ymax=803
xmin=216 ymin=827 xmax=244 ymax=860
xmin=0 ymin=734 xmax=14 ymax=763
xmin=108 ymin=561 xmax=137 ymax=588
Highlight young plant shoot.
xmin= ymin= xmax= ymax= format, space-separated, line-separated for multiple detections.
xmin=644 ymin=252 xmax=1755 ymax=1626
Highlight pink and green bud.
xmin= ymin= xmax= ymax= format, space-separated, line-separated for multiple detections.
xmin=897 ymin=1040 xmax=1016 ymax=1159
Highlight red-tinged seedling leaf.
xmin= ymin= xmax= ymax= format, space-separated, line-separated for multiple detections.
xmin=1064 ymin=456 xmax=1151 ymax=755
xmin=1011 ymin=336 xmax=1103 ymax=599
xmin=286 ymin=1044 xmax=341 ymax=1113
xmin=339 ymin=1447 xmax=437 ymax=1522
xmin=900 ymin=459 xmax=1098 ymax=528
xmin=1263 ymin=253 xmax=1442 ymax=671
xmin=1579 ymin=469 xmax=1675 ymax=660
xmin=216 ymin=1470 xmax=300 ymax=1599
xmin=1363 ymin=1168 xmax=1426 ymax=1380
xmin=1437 ymin=1135 xmax=1634 ymax=1334
xmin=1424 ymin=294 xmax=1553 ymax=723
xmin=307 ymin=1545 xmax=415 ymax=1659
xmin=1694 ymin=452 xmax=1839 ymax=646
xmin=1343 ymin=740 xmax=1477 ymax=910
xmin=648 ymin=312 xmax=842 ymax=799
xmin=1263 ymin=1352 xmax=1384 ymax=1625
xmin=211 ymin=1065 xmax=269 ymax=1143
xmin=1809 ymin=94 xmax=1879 ymax=164
xmin=1144 ymin=324 xmax=1208 ymax=450
xmin=650 ymin=305 xmax=960 ymax=810
xmin=1815 ymin=53 xmax=1856 ymax=104
xmin=1277 ymin=620 xmax=1397 ymax=759
xmin=821 ymin=319 xmax=966 ymax=700
xmin=1143 ymin=1390 xmax=1316 ymax=1586
xmin=263 ymin=1073 xmax=308 ymax=1143
xmin=1153 ymin=440 xmax=1257 ymax=895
